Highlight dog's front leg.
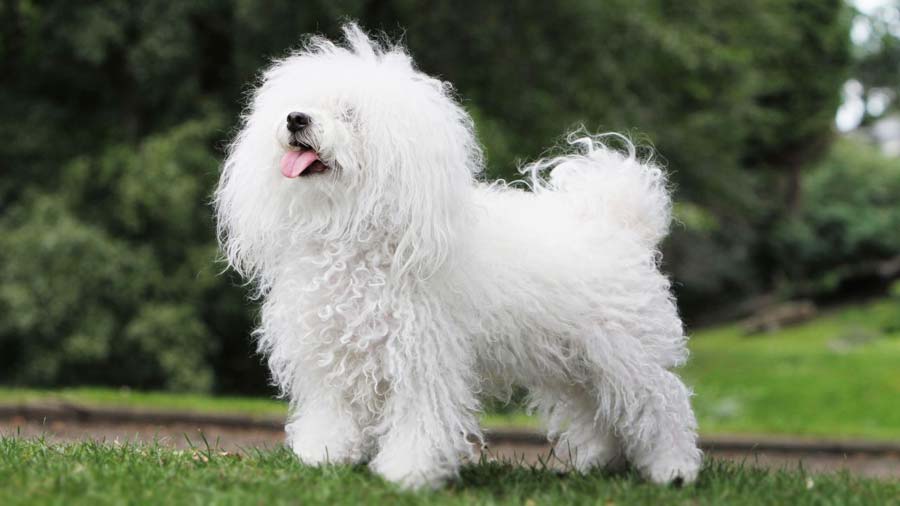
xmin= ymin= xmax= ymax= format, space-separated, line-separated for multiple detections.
xmin=369 ymin=323 xmax=481 ymax=489
xmin=285 ymin=389 xmax=370 ymax=466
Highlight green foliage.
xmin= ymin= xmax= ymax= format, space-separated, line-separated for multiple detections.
xmin=0 ymin=0 xmax=863 ymax=391
xmin=2 ymin=439 xmax=898 ymax=506
xmin=851 ymin=2 xmax=900 ymax=126
xmin=0 ymin=196 xmax=149 ymax=384
xmin=891 ymin=280 xmax=900 ymax=298
xmin=0 ymin=117 xmax=257 ymax=392
xmin=380 ymin=0 xmax=850 ymax=319
xmin=123 ymin=304 xmax=215 ymax=392
xmin=402 ymin=0 xmax=850 ymax=191
xmin=769 ymin=139 xmax=900 ymax=296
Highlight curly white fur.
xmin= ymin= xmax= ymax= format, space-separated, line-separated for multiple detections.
xmin=215 ymin=24 xmax=701 ymax=489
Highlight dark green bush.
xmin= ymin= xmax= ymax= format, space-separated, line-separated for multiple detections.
xmin=771 ymin=139 xmax=900 ymax=296
xmin=0 ymin=117 xmax=257 ymax=392
xmin=0 ymin=196 xmax=155 ymax=385
xmin=0 ymin=0 xmax=858 ymax=390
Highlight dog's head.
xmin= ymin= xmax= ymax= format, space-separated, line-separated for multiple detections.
xmin=216 ymin=24 xmax=483 ymax=285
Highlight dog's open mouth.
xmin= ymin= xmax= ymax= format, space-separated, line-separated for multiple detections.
xmin=281 ymin=142 xmax=329 ymax=178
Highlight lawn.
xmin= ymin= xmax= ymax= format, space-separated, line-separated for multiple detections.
xmin=0 ymin=385 xmax=535 ymax=429
xmin=684 ymin=298 xmax=900 ymax=439
xmin=2 ymin=298 xmax=898 ymax=439
xmin=1 ymin=438 xmax=897 ymax=506
xmin=0 ymin=386 xmax=287 ymax=419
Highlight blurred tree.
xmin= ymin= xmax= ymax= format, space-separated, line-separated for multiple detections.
xmin=0 ymin=118 xmax=262 ymax=391
xmin=850 ymin=1 xmax=900 ymax=127
xmin=770 ymin=138 xmax=900 ymax=298
xmin=0 ymin=0 xmax=855 ymax=389
xmin=0 ymin=195 xmax=156 ymax=385
xmin=370 ymin=0 xmax=851 ymax=317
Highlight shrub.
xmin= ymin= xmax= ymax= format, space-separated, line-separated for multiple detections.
xmin=770 ymin=138 xmax=900 ymax=297
xmin=0 ymin=117 xmax=257 ymax=392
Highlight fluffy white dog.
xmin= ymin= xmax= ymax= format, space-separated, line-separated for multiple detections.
xmin=215 ymin=24 xmax=702 ymax=489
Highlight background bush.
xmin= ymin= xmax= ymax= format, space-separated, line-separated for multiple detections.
xmin=1 ymin=0 xmax=897 ymax=394
xmin=771 ymin=138 xmax=900 ymax=296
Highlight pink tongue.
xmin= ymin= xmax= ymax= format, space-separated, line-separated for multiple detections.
xmin=280 ymin=150 xmax=319 ymax=178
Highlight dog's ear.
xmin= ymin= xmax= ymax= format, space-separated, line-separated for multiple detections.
xmin=361 ymin=86 xmax=483 ymax=282
xmin=214 ymin=122 xmax=288 ymax=288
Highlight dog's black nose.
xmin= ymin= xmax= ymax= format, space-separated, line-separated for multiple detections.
xmin=286 ymin=112 xmax=311 ymax=132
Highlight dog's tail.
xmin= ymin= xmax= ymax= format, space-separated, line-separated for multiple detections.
xmin=521 ymin=133 xmax=673 ymax=248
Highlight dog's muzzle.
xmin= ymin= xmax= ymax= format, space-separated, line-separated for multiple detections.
xmin=281 ymin=112 xmax=330 ymax=178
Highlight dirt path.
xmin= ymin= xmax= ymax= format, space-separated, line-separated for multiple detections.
xmin=3 ymin=415 xmax=898 ymax=480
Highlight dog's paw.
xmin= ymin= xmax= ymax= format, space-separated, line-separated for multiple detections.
xmin=641 ymin=451 xmax=701 ymax=486
xmin=287 ymin=436 xmax=353 ymax=466
xmin=285 ymin=423 xmax=362 ymax=466
xmin=369 ymin=454 xmax=449 ymax=490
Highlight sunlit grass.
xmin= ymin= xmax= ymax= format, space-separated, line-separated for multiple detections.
xmin=1 ymin=437 xmax=897 ymax=506
xmin=684 ymin=298 xmax=900 ymax=439
xmin=0 ymin=385 xmax=539 ymax=429
xmin=0 ymin=386 xmax=288 ymax=418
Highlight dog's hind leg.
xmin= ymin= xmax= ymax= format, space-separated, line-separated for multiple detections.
xmin=583 ymin=328 xmax=702 ymax=485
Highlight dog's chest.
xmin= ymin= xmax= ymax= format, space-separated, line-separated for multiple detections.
xmin=282 ymin=245 xmax=403 ymax=372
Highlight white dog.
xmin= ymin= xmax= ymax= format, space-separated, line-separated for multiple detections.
xmin=215 ymin=24 xmax=702 ymax=489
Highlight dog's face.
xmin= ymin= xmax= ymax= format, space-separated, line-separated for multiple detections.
xmin=216 ymin=24 xmax=483 ymax=281
xmin=252 ymin=37 xmax=479 ymax=200
xmin=264 ymin=69 xmax=360 ymax=188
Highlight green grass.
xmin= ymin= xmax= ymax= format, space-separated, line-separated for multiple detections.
xmin=684 ymin=298 xmax=900 ymax=439
xmin=0 ymin=386 xmax=288 ymax=419
xmin=3 ymin=298 xmax=899 ymax=439
xmin=1 ymin=438 xmax=896 ymax=506
xmin=0 ymin=385 xmax=542 ymax=430
xmin=0 ymin=385 xmax=535 ymax=430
